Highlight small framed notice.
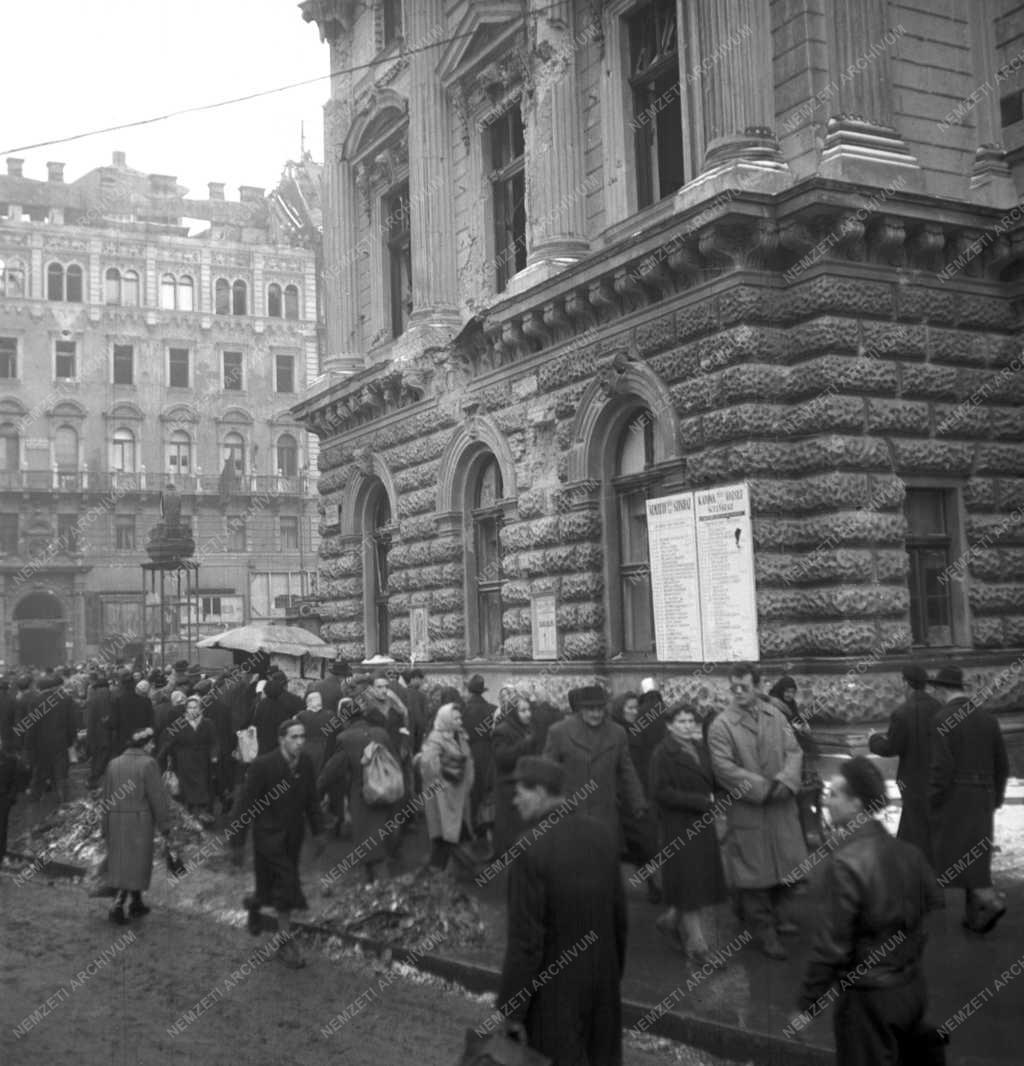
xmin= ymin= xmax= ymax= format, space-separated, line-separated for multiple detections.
xmin=409 ymin=607 xmax=429 ymax=663
xmin=531 ymin=594 xmax=558 ymax=659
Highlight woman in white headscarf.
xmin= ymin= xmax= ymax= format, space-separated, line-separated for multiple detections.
xmin=416 ymin=702 xmax=475 ymax=873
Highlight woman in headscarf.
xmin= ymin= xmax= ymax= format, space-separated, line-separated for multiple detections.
xmin=767 ymin=675 xmax=824 ymax=848
xmin=649 ymin=703 xmax=727 ymax=961
xmin=102 ymin=727 xmax=172 ymax=924
xmin=491 ymin=691 xmax=542 ymax=856
xmin=416 ymin=702 xmax=475 ymax=874
xmin=161 ymin=695 xmax=218 ymax=825
xmin=298 ymin=690 xmax=331 ymax=780
xmin=318 ymin=699 xmax=402 ymax=887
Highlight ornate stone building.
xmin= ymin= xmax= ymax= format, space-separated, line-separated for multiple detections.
xmin=294 ymin=0 xmax=1024 ymax=726
xmin=0 ymin=153 xmax=323 ymax=667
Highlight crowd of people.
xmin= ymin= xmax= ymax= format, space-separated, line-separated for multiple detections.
xmin=0 ymin=653 xmax=1011 ymax=1064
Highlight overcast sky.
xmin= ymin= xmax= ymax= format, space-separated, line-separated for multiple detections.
xmin=2 ymin=0 xmax=328 ymax=199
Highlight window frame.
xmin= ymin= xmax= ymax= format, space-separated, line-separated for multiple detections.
xmin=1 ymin=260 xmax=27 ymax=298
xmin=232 ymin=279 xmax=248 ymax=316
xmin=122 ymin=269 xmax=140 ymax=307
xmin=168 ymin=346 xmax=190 ymax=389
xmin=112 ymin=343 xmax=134 ymax=386
xmin=55 ymin=339 xmax=77 ymax=380
xmin=215 ymin=278 xmax=231 ymax=315
xmin=0 ymin=336 xmax=17 ymax=379
xmin=177 ymin=275 xmax=194 ymax=312
xmin=167 ymin=429 xmax=192 ymax=476
xmin=227 ymin=515 xmax=247 ymax=552
xmin=469 ymin=455 xmax=506 ymax=658
xmin=111 ymin=427 xmax=136 ymax=473
xmin=114 ymin=514 xmax=137 ymax=551
xmin=489 ymin=104 xmax=527 ymax=293
xmin=222 ymin=350 xmax=244 ymax=391
xmin=382 ymin=0 xmax=403 ymax=48
xmin=383 ymin=182 xmax=412 ymax=339
xmin=275 ymin=353 xmax=296 ymax=394
xmin=105 ymin=267 xmax=121 ymax=305
xmin=284 ymin=284 xmax=300 ymax=320
xmin=160 ymin=273 xmax=177 ymax=311
xmin=0 ymin=513 xmax=18 ymax=553
xmin=267 ymin=283 xmax=283 ymax=318
xmin=279 ymin=515 xmax=300 ymax=552
xmin=54 ymin=424 xmax=79 ymax=470
xmin=276 ymin=433 xmax=299 ymax=477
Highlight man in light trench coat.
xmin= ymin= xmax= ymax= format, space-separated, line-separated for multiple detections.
xmin=708 ymin=662 xmax=808 ymax=960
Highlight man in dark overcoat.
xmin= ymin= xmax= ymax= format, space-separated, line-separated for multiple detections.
xmin=84 ymin=675 xmax=113 ymax=788
xmin=24 ymin=673 xmax=77 ymax=803
xmin=252 ymin=673 xmax=302 ymax=755
xmin=108 ymin=679 xmax=155 ymax=758
xmin=542 ymin=685 xmax=647 ymax=834
xmin=462 ymin=674 xmax=497 ymax=845
xmin=495 ymin=756 xmax=627 ymax=1066
xmin=868 ymin=663 xmax=945 ymax=864
xmin=929 ymin=665 xmax=1010 ymax=934
xmin=230 ymin=717 xmax=325 ymax=968
xmin=793 ymin=757 xmax=945 ymax=1066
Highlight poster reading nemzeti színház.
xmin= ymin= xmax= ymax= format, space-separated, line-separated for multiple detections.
xmin=645 ymin=482 xmax=758 ymax=662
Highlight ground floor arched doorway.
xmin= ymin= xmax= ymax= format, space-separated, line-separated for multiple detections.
xmin=13 ymin=591 xmax=66 ymax=669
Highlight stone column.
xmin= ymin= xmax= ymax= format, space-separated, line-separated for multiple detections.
xmin=819 ymin=0 xmax=924 ymax=188
xmin=404 ymin=0 xmax=459 ymax=346
xmin=512 ymin=0 xmax=589 ymax=292
xmin=966 ymin=0 xmax=1016 ymax=207
xmin=681 ymin=0 xmax=790 ymax=207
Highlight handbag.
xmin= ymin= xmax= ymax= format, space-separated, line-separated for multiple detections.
xmin=460 ymin=1027 xmax=550 ymax=1066
xmin=162 ymin=768 xmax=181 ymax=799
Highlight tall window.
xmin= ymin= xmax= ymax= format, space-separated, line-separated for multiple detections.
xmin=115 ymin=515 xmax=136 ymax=551
xmin=160 ymin=274 xmax=177 ymax=310
xmin=276 ymin=433 xmax=298 ymax=477
xmin=628 ymin=0 xmax=685 ymax=209
xmin=227 ymin=515 xmax=247 ymax=552
xmin=614 ymin=412 xmax=656 ymax=653
xmin=168 ymin=347 xmax=190 ymax=388
xmin=0 ymin=425 xmax=19 ymax=472
xmin=66 ymin=264 xmax=83 ymax=302
xmin=223 ymin=350 xmax=243 ymax=390
xmin=267 ymin=283 xmax=283 ymax=318
xmin=54 ymin=425 xmax=78 ymax=469
xmin=284 ymin=284 xmax=299 ymax=320
xmin=55 ymin=340 xmax=76 ymax=379
xmin=0 ymin=514 xmax=17 ymax=553
xmin=472 ymin=456 xmax=504 ymax=657
xmin=105 ymin=268 xmax=121 ymax=305
xmin=383 ymin=0 xmax=403 ymax=46
xmin=167 ymin=430 xmax=191 ymax=475
xmin=224 ymin=432 xmax=245 ymax=476
xmin=47 ymin=263 xmax=83 ymax=302
xmin=384 ymin=183 xmax=411 ymax=338
xmin=906 ymin=489 xmax=958 ymax=647
xmin=177 ymin=276 xmax=194 ymax=311
xmin=122 ymin=270 xmax=140 ymax=306
xmin=111 ymin=428 xmax=136 ymax=473
xmin=0 ymin=337 xmax=16 ymax=378
xmin=232 ymin=280 xmax=248 ymax=316
xmin=280 ymin=516 xmax=299 ymax=551
xmin=490 ymin=104 xmax=527 ymax=293
xmin=366 ymin=483 xmax=391 ymax=655
xmin=113 ymin=344 xmax=134 ymax=385
xmin=275 ymin=354 xmax=295 ymax=393
xmin=1 ymin=260 xmax=26 ymax=297
xmin=215 ymin=278 xmax=231 ymax=315
xmin=57 ymin=514 xmax=81 ymax=553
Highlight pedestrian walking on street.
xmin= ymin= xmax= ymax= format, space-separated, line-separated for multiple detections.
xmin=253 ymin=672 xmax=302 ymax=755
xmin=929 ymin=665 xmax=1009 ymax=934
xmin=462 ymin=674 xmax=497 ymax=852
xmin=707 ymin=662 xmax=807 ymax=960
xmin=868 ymin=663 xmax=945 ymax=864
xmin=230 ymin=718 xmax=325 ymax=968
xmin=160 ymin=695 xmax=218 ymax=825
xmin=416 ymin=702 xmax=476 ymax=874
xmin=24 ymin=673 xmax=77 ymax=804
xmin=101 ymin=727 xmax=173 ymax=924
xmin=649 ymin=703 xmax=727 ymax=960
xmin=495 ymin=755 xmax=627 ymax=1066
xmin=793 ymin=756 xmax=946 ymax=1066
xmin=0 ymin=730 xmax=20 ymax=865
xmin=84 ymin=675 xmax=113 ymax=789
xmin=491 ymin=693 xmax=541 ymax=856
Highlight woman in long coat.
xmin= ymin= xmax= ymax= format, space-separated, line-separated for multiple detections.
xmin=298 ymin=690 xmax=331 ymax=780
xmin=162 ymin=696 xmax=218 ymax=824
xmin=650 ymin=704 xmax=727 ymax=958
xmin=85 ymin=677 xmax=112 ymax=789
xmin=491 ymin=695 xmax=541 ymax=856
xmin=317 ymin=706 xmax=402 ymax=886
xmin=417 ymin=703 xmax=475 ymax=872
xmin=102 ymin=727 xmax=172 ymax=923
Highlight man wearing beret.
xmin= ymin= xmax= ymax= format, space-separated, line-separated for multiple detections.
xmin=494 ymin=756 xmax=627 ymax=1066
xmin=868 ymin=663 xmax=946 ymax=865
xmin=542 ymin=685 xmax=647 ymax=838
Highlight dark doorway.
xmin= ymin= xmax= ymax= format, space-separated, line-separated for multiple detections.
xmin=14 ymin=592 xmax=66 ymax=669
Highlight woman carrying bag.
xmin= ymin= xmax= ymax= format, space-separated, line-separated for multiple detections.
xmin=416 ymin=702 xmax=476 ymax=874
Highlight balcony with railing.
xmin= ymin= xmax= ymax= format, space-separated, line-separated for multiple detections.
xmin=0 ymin=468 xmax=313 ymax=495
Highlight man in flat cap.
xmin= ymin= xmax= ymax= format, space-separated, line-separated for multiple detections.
xmin=492 ymin=756 xmax=627 ymax=1066
xmin=542 ymin=684 xmax=647 ymax=836
xmin=929 ymin=665 xmax=1009 ymax=934
xmin=868 ymin=663 xmax=946 ymax=865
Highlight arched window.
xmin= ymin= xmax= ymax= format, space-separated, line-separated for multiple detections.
xmin=276 ymin=433 xmax=298 ymax=478
xmin=363 ymin=480 xmax=392 ymax=656
xmin=215 ymin=278 xmax=230 ymax=315
xmin=223 ymin=431 xmax=245 ymax=475
xmin=104 ymin=267 xmax=121 ymax=305
xmin=54 ymin=425 xmax=78 ymax=469
xmin=122 ymin=270 xmax=140 ymax=307
xmin=160 ymin=274 xmax=177 ymax=310
xmin=47 ymin=263 xmax=64 ymax=301
xmin=470 ymin=454 xmax=504 ymax=657
xmin=0 ymin=424 xmax=19 ymax=472
xmin=177 ymin=275 xmax=194 ymax=311
xmin=66 ymin=264 xmax=83 ymax=302
xmin=284 ymin=284 xmax=299 ymax=320
xmin=267 ymin=283 xmax=282 ymax=318
xmin=613 ymin=411 xmax=656 ymax=654
xmin=111 ymin=427 xmax=136 ymax=473
xmin=1 ymin=259 xmax=26 ymax=297
xmin=167 ymin=429 xmax=191 ymax=475
xmin=232 ymin=279 xmax=247 ymax=316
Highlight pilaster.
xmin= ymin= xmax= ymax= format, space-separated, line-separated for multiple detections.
xmin=966 ymin=0 xmax=1016 ymax=208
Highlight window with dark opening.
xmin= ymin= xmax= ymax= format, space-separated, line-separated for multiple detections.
xmin=113 ymin=344 xmax=133 ymax=385
xmin=472 ymin=455 xmax=505 ymax=657
xmin=614 ymin=411 xmax=656 ymax=653
xmin=169 ymin=347 xmax=190 ymax=388
xmin=906 ymin=488 xmax=957 ymax=647
xmin=384 ymin=183 xmax=412 ymax=339
xmin=490 ymin=104 xmax=527 ymax=293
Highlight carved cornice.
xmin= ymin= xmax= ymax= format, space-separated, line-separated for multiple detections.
xmin=299 ymin=0 xmax=359 ymax=43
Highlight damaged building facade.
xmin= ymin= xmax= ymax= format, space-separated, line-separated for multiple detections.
xmin=294 ymin=0 xmax=1024 ymax=727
